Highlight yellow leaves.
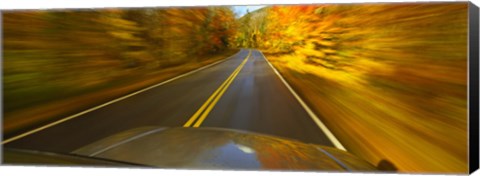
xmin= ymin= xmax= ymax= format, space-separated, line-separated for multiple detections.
xmin=354 ymin=58 xmax=394 ymax=76
xmin=273 ymin=54 xmax=362 ymax=88
xmin=295 ymin=47 xmax=325 ymax=58
xmin=261 ymin=3 xmax=469 ymax=172
xmin=108 ymin=31 xmax=141 ymax=41
xmin=4 ymin=7 xmax=239 ymax=114
xmin=100 ymin=13 xmax=141 ymax=31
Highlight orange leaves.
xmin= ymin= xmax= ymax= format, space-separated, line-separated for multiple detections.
xmin=3 ymin=7 xmax=238 ymax=113
xmin=260 ymin=3 xmax=468 ymax=172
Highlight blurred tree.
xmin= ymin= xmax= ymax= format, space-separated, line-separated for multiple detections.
xmin=251 ymin=3 xmax=468 ymax=172
xmin=3 ymin=7 xmax=238 ymax=113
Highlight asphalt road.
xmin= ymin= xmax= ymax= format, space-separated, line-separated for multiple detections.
xmin=4 ymin=49 xmax=335 ymax=153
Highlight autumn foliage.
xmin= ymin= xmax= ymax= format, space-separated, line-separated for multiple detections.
xmin=2 ymin=3 xmax=471 ymax=173
xmin=243 ymin=3 xmax=468 ymax=173
xmin=3 ymin=7 xmax=240 ymax=138
xmin=3 ymin=7 xmax=237 ymax=113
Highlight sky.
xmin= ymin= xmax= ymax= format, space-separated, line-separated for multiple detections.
xmin=232 ymin=5 xmax=266 ymax=18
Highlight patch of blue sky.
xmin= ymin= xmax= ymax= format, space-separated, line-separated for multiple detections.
xmin=232 ymin=5 xmax=266 ymax=17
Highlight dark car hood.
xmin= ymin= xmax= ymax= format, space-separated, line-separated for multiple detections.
xmin=71 ymin=127 xmax=376 ymax=171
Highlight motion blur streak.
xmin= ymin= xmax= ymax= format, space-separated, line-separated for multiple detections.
xmin=237 ymin=3 xmax=467 ymax=172
xmin=2 ymin=3 xmax=469 ymax=173
xmin=3 ymin=7 xmax=238 ymax=136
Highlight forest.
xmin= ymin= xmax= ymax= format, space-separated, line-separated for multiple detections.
xmin=3 ymin=3 xmax=469 ymax=173
xmin=3 ymin=7 xmax=238 ymax=135
xmin=236 ymin=3 xmax=467 ymax=172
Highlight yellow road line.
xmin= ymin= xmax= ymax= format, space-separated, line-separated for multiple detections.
xmin=2 ymin=51 xmax=243 ymax=145
xmin=183 ymin=50 xmax=251 ymax=127
xmin=182 ymin=66 xmax=238 ymax=127
xmin=192 ymin=55 xmax=249 ymax=127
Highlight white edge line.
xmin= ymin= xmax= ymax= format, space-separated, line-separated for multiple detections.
xmin=258 ymin=50 xmax=347 ymax=151
xmin=2 ymin=50 xmax=243 ymax=145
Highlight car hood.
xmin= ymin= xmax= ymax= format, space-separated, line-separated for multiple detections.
xmin=71 ymin=127 xmax=376 ymax=171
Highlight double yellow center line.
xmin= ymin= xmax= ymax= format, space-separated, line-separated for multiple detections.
xmin=183 ymin=50 xmax=251 ymax=128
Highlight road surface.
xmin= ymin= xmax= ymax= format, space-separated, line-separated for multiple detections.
xmin=4 ymin=49 xmax=337 ymax=153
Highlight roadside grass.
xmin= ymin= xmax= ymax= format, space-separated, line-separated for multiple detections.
xmin=3 ymin=49 xmax=239 ymax=138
